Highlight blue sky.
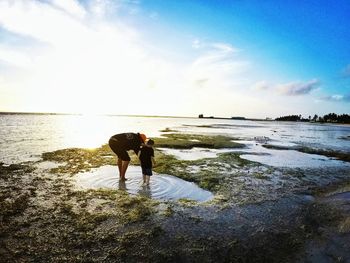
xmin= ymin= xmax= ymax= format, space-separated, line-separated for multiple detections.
xmin=138 ymin=0 xmax=350 ymax=83
xmin=0 ymin=0 xmax=349 ymax=117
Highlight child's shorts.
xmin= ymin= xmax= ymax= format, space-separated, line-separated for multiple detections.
xmin=141 ymin=167 xmax=153 ymax=176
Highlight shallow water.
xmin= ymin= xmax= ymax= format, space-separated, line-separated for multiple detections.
xmin=1 ymin=114 xmax=349 ymax=167
xmin=75 ymin=165 xmax=214 ymax=202
xmin=159 ymin=140 xmax=349 ymax=168
xmin=237 ymin=141 xmax=349 ymax=168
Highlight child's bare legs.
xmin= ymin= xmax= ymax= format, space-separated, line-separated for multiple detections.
xmin=145 ymin=175 xmax=150 ymax=185
xmin=142 ymin=174 xmax=146 ymax=184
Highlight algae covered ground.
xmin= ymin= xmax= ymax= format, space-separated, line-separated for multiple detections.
xmin=1 ymin=132 xmax=350 ymax=262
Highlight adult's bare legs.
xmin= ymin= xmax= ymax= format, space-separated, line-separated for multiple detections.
xmin=117 ymin=158 xmax=122 ymax=179
xmin=120 ymin=160 xmax=130 ymax=181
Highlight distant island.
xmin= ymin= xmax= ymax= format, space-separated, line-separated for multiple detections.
xmin=198 ymin=113 xmax=350 ymax=124
xmin=198 ymin=114 xmax=246 ymax=120
xmin=275 ymin=113 xmax=350 ymax=124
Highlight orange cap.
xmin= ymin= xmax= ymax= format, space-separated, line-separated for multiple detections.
xmin=139 ymin=133 xmax=147 ymax=142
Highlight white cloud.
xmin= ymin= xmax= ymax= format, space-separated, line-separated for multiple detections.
xmin=252 ymin=80 xmax=270 ymax=91
xmin=277 ymin=79 xmax=319 ymax=96
xmin=254 ymin=79 xmax=320 ymax=96
xmin=320 ymin=94 xmax=350 ymax=103
xmin=0 ymin=0 xmax=91 ymax=48
xmin=0 ymin=0 xmax=184 ymax=114
xmin=51 ymin=0 xmax=86 ymax=18
xmin=188 ymin=42 xmax=250 ymax=91
xmin=0 ymin=1 xmax=261 ymax=117
xmin=0 ymin=44 xmax=33 ymax=68
xmin=342 ymin=64 xmax=350 ymax=77
xmin=149 ymin=11 xmax=158 ymax=20
xmin=192 ymin=39 xmax=201 ymax=49
xmin=211 ymin=42 xmax=239 ymax=53
xmin=87 ymin=0 xmax=111 ymax=17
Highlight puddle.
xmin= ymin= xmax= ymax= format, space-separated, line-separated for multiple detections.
xmin=240 ymin=150 xmax=344 ymax=168
xmin=75 ymin=165 xmax=213 ymax=202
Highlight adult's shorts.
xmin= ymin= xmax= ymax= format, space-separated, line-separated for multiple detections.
xmin=108 ymin=138 xmax=130 ymax=161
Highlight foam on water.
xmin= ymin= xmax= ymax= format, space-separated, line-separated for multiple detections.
xmin=75 ymin=165 xmax=213 ymax=202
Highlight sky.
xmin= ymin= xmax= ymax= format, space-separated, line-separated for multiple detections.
xmin=0 ymin=0 xmax=349 ymax=118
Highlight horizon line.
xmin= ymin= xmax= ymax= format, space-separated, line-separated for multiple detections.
xmin=0 ymin=111 xmax=197 ymax=119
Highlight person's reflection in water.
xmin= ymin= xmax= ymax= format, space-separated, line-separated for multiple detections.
xmin=138 ymin=184 xmax=151 ymax=198
xmin=118 ymin=179 xmax=127 ymax=191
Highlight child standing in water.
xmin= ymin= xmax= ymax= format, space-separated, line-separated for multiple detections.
xmin=138 ymin=139 xmax=156 ymax=185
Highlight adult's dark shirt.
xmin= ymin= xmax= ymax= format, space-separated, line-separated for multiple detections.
xmin=110 ymin=133 xmax=143 ymax=155
xmin=139 ymin=146 xmax=154 ymax=168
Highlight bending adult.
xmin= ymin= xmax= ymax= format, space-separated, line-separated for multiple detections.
xmin=108 ymin=132 xmax=146 ymax=181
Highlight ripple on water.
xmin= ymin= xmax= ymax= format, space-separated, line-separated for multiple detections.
xmin=75 ymin=165 xmax=213 ymax=202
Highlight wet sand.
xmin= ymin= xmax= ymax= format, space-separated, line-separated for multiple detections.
xmin=1 ymin=160 xmax=350 ymax=262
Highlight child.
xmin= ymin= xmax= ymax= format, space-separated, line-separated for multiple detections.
xmin=138 ymin=139 xmax=156 ymax=185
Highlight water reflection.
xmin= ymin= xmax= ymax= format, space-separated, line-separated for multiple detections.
xmin=138 ymin=184 xmax=152 ymax=198
xmin=118 ymin=180 xmax=127 ymax=191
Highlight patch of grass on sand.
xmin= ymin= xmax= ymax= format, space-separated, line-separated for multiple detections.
xmin=217 ymin=152 xmax=258 ymax=167
xmin=150 ymin=150 xmax=258 ymax=193
xmin=178 ymin=198 xmax=198 ymax=206
xmin=67 ymin=188 xmax=157 ymax=224
xmin=0 ymin=193 xmax=30 ymax=217
xmin=41 ymin=145 xmax=116 ymax=174
xmin=117 ymin=192 xmax=156 ymax=223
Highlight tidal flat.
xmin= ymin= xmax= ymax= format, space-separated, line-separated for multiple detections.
xmin=1 ymin=131 xmax=350 ymax=262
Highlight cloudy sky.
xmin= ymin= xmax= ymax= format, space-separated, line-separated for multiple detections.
xmin=0 ymin=0 xmax=349 ymax=118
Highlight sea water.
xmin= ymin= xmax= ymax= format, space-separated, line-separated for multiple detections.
xmin=1 ymin=113 xmax=349 ymax=167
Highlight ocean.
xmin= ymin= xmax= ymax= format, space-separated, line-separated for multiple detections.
xmin=1 ymin=113 xmax=349 ymax=167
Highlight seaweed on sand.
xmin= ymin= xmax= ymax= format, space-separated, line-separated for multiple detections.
xmin=41 ymin=145 xmax=115 ymax=174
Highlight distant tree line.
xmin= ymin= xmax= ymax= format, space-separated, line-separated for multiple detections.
xmin=275 ymin=113 xmax=350 ymax=124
